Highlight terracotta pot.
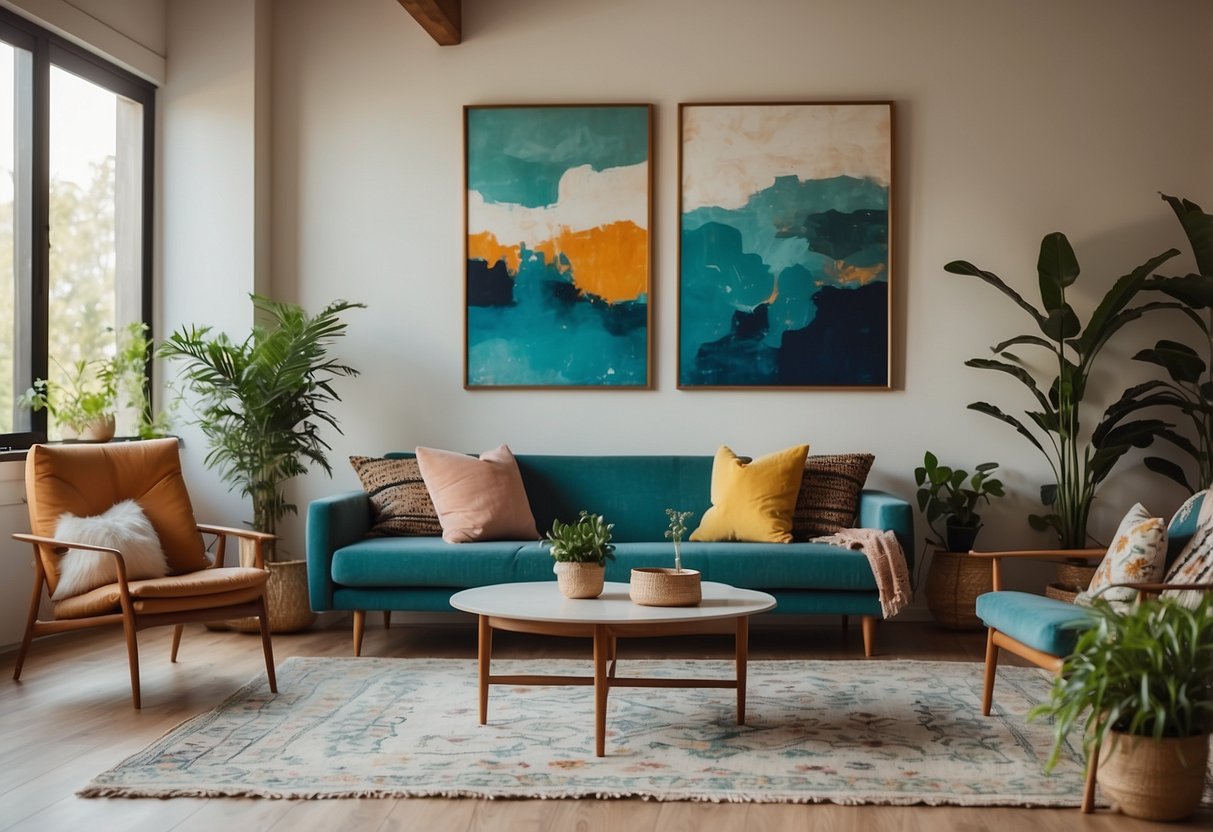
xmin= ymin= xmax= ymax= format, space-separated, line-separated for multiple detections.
xmin=66 ymin=413 xmax=115 ymax=442
xmin=1097 ymin=731 xmax=1210 ymax=821
xmin=553 ymin=562 xmax=605 ymax=599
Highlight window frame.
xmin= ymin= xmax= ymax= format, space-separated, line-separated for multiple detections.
xmin=0 ymin=7 xmax=155 ymax=450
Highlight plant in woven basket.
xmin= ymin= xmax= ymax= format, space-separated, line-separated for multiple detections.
xmin=1029 ymin=593 xmax=1213 ymax=820
xmin=914 ymin=452 xmax=1004 ymax=555
xmin=664 ymin=508 xmax=694 ymax=572
xmin=545 ymin=510 xmax=616 ymax=565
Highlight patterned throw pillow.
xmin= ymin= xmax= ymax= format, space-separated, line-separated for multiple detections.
xmin=792 ymin=453 xmax=876 ymax=540
xmin=1162 ymin=490 xmax=1213 ymax=609
xmin=349 ymin=456 xmax=443 ymax=537
xmin=1077 ymin=502 xmax=1166 ymax=607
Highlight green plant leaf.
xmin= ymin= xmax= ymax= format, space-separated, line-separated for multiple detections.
xmin=1134 ymin=340 xmax=1205 ymax=384
xmin=965 ymin=358 xmax=1051 ymax=411
xmin=1077 ymin=247 xmax=1181 ymax=358
xmin=1144 ymin=456 xmax=1194 ymax=493
xmin=992 ymin=334 xmax=1056 ymax=353
xmin=946 ymin=259 xmax=1046 ymax=327
xmin=1040 ymin=304 xmax=1080 ymax=341
xmin=1040 ymin=483 xmax=1057 ymax=506
xmin=1162 ymin=193 xmax=1213 ymax=277
xmin=1037 ymin=231 xmax=1080 ymax=312
xmin=968 ymin=401 xmax=1045 ymax=453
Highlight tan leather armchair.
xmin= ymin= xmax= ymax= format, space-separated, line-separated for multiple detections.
xmin=10 ymin=438 xmax=278 ymax=707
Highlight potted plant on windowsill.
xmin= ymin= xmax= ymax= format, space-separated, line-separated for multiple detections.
xmin=19 ymin=322 xmax=166 ymax=441
xmin=1029 ymin=592 xmax=1213 ymax=821
xmin=631 ymin=508 xmax=702 ymax=607
xmin=915 ymin=452 xmax=1005 ymax=628
xmin=545 ymin=510 xmax=615 ymax=599
xmin=158 ymin=295 xmax=363 ymax=632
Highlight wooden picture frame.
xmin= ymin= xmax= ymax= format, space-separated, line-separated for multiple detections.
xmin=678 ymin=101 xmax=894 ymax=390
xmin=464 ymin=104 xmax=654 ymax=389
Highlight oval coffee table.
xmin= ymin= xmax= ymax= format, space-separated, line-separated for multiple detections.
xmin=449 ymin=580 xmax=776 ymax=756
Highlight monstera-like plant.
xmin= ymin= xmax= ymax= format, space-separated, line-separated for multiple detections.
xmin=946 ymin=234 xmax=1178 ymax=548
xmin=1111 ymin=194 xmax=1213 ymax=493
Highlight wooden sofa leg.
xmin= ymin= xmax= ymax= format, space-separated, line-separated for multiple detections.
xmin=353 ymin=610 xmax=366 ymax=656
xmin=982 ymin=628 xmax=999 ymax=716
xmin=383 ymin=611 xmax=391 ymax=630
xmin=170 ymin=624 xmax=184 ymax=663
xmin=12 ymin=572 xmax=44 ymax=681
xmin=860 ymin=616 xmax=876 ymax=657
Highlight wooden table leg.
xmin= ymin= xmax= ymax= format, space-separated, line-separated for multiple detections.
xmin=736 ymin=615 xmax=749 ymax=725
xmin=478 ymin=614 xmax=492 ymax=725
xmin=593 ymin=623 xmax=609 ymax=757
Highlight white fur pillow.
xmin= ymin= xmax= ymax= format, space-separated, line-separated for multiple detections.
xmin=51 ymin=499 xmax=169 ymax=600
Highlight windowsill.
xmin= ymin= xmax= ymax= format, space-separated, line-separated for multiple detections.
xmin=0 ymin=435 xmax=182 ymax=463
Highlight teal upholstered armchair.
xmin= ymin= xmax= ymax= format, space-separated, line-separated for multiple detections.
xmin=971 ymin=489 xmax=1213 ymax=813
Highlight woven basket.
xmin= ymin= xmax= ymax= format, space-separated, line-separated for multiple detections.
xmin=629 ymin=568 xmax=702 ymax=607
xmin=1097 ymin=732 xmax=1210 ymax=821
xmin=228 ymin=559 xmax=317 ymax=634
xmin=924 ymin=551 xmax=991 ymax=629
xmin=1043 ymin=582 xmax=1079 ymax=604
xmin=554 ymin=562 xmax=605 ymax=599
xmin=1055 ymin=562 xmax=1097 ymax=592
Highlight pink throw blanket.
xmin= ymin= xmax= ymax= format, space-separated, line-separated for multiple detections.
xmin=812 ymin=528 xmax=911 ymax=619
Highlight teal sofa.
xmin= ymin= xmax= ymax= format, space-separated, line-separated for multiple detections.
xmin=307 ymin=453 xmax=914 ymax=656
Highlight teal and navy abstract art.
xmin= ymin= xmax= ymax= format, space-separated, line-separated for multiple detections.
xmin=679 ymin=103 xmax=893 ymax=388
xmin=465 ymin=105 xmax=652 ymax=388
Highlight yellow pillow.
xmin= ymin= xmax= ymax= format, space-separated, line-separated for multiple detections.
xmin=690 ymin=444 xmax=810 ymax=543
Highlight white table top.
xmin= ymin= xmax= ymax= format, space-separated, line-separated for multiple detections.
xmin=450 ymin=581 xmax=776 ymax=624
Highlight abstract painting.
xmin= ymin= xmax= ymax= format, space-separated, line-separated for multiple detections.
xmin=465 ymin=104 xmax=652 ymax=388
xmin=679 ymin=102 xmax=893 ymax=389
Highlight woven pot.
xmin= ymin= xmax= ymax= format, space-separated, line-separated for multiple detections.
xmin=228 ymin=559 xmax=317 ymax=634
xmin=554 ymin=562 xmax=605 ymax=599
xmin=924 ymin=551 xmax=991 ymax=629
xmin=1043 ymin=582 xmax=1079 ymax=604
xmin=1055 ymin=562 xmax=1097 ymax=592
xmin=630 ymin=568 xmax=702 ymax=607
xmin=1097 ymin=731 xmax=1210 ymax=821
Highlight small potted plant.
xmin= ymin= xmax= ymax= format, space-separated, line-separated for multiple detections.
xmin=915 ymin=452 xmax=1005 ymax=628
xmin=630 ymin=509 xmax=702 ymax=607
xmin=1029 ymin=593 xmax=1213 ymax=821
xmin=20 ymin=322 xmax=166 ymax=441
xmin=546 ymin=510 xmax=615 ymax=599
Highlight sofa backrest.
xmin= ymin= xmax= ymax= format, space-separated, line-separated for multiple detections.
xmin=388 ymin=452 xmax=715 ymax=543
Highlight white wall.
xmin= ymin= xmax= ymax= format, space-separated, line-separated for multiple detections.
xmin=0 ymin=0 xmax=164 ymax=82
xmin=267 ymin=0 xmax=1213 ymax=567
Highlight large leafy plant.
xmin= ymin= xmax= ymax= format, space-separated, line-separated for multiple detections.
xmin=1029 ymin=593 xmax=1213 ymax=769
xmin=159 ymin=295 xmax=363 ymax=542
xmin=1112 ymin=194 xmax=1213 ymax=493
xmin=945 ymin=235 xmax=1178 ymax=548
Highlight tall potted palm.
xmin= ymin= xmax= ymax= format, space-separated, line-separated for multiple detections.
xmin=159 ymin=295 xmax=363 ymax=632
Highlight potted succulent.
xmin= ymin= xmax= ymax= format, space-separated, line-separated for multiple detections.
xmin=545 ymin=510 xmax=615 ymax=599
xmin=158 ymin=295 xmax=363 ymax=632
xmin=1030 ymin=593 xmax=1213 ymax=821
xmin=631 ymin=508 xmax=702 ymax=607
xmin=20 ymin=322 xmax=165 ymax=441
xmin=915 ymin=452 xmax=1005 ymax=628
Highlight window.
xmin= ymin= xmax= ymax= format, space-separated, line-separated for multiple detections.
xmin=0 ymin=9 xmax=153 ymax=447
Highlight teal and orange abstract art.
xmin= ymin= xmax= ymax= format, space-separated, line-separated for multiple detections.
xmin=679 ymin=103 xmax=893 ymax=389
xmin=465 ymin=105 xmax=652 ymax=388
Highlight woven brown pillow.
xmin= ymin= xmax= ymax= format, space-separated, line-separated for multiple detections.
xmin=349 ymin=456 xmax=443 ymax=537
xmin=792 ymin=453 xmax=876 ymax=540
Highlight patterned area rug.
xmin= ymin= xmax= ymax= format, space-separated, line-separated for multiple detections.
xmin=78 ymin=656 xmax=1192 ymax=805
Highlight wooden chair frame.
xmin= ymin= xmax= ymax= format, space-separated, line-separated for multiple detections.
xmin=11 ymin=524 xmax=279 ymax=709
xmin=972 ymin=545 xmax=1212 ymax=813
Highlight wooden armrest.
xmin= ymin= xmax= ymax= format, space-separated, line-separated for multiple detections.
xmin=196 ymin=524 xmax=277 ymax=541
xmin=967 ymin=547 xmax=1105 ymax=561
xmin=12 ymin=532 xmax=122 ymax=557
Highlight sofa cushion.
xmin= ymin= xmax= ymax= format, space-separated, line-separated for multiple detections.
xmin=792 ymin=453 xmax=875 ymax=540
xmin=691 ymin=445 xmax=809 ymax=543
xmin=607 ymin=541 xmax=879 ymax=590
xmin=349 ymin=456 xmax=442 ymax=537
xmin=1077 ymin=502 xmax=1165 ymax=607
xmin=331 ymin=538 xmax=545 ymax=587
xmin=416 ymin=444 xmax=539 ymax=543
xmin=1163 ymin=489 xmax=1213 ymax=609
xmin=976 ymin=590 xmax=1093 ymax=656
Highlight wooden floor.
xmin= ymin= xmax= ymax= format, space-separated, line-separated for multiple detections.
xmin=1 ymin=616 xmax=1209 ymax=832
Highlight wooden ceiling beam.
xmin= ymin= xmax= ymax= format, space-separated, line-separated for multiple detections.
xmin=398 ymin=0 xmax=462 ymax=46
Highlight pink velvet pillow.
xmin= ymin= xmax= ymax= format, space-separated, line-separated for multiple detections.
xmin=415 ymin=445 xmax=539 ymax=543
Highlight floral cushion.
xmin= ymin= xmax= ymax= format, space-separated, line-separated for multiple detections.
xmin=1077 ymin=502 xmax=1166 ymax=608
